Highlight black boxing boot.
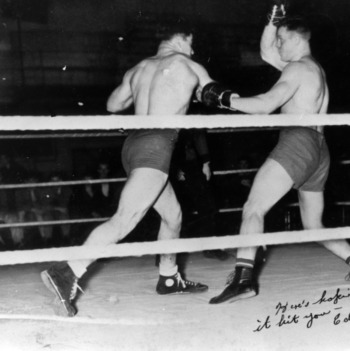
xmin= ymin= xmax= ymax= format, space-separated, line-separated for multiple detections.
xmin=209 ymin=266 xmax=257 ymax=304
xmin=41 ymin=262 xmax=83 ymax=317
xmin=156 ymin=272 xmax=208 ymax=295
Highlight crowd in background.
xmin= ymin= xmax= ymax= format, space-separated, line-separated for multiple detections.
xmin=0 ymin=155 xmax=122 ymax=251
xmin=0 ymin=130 xmax=348 ymax=252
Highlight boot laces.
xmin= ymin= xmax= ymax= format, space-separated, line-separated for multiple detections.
xmin=226 ymin=270 xmax=236 ymax=285
xmin=175 ymin=273 xmax=196 ymax=288
xmin=70 ymin=279 xmax=84 ymax=301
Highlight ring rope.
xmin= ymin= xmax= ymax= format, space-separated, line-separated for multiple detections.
xmin=0 ymin=132 xmax=126 ymax=139
xmin=0 ymin=208 xmax=244 ymax=230
xmin=0 ymin=217 xmax=108 ymax=229
xmin=1 ymin=114 xmax=349 ymax=131
xmin=0 ymin=168 xmax=258 ymax=190
xmin=213 ymin=168 xmax=258 ymax=175
xmin=1 ymin=201 xmax=348 ymax=230
xmin=0 ymin=210 xmax=243 ymax=230
xmin=0 ymin=127 xmax=280 ymax=139
xmin=0 ymin=178 xmax=127 ymax=190
xmin=1 ymin=227 xmax=350 ymax=266
xmin=0 ymin=159 xmax=345 ymax=189
xmin=207 ymin=127 xmax=280 ymax=133
xmin=218 ymin=207 xmax=243 ymax=213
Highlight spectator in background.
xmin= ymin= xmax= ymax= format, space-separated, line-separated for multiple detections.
xmin=233 ymin=157 xmax=254 ymax=206
xmin=0 ymin=170 xmax=24 ymax=250
xmin=0 ymin=154 xmax=24 ymax=184
xmin=0 ymin=154 xmax=26 ymax=248
xmin=171 ymin=129 xmax=228 ymax=260
xmin=70 ymin=173 xmax=99 ymax=219
xmin=15 ymin=173 xmax=53 ymax=248
xmin=69 ymin=172 xmax=101 ymax=245
xmin=93 ymin=161 xmax=118 ymax=217
xmin=40 ymin=173 xmax=72 ymax=245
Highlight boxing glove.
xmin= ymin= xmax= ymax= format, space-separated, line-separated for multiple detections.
xmin=267 ymin=2 xmax=286 ymax=26
xmin=201 ymin=82 xmax=237 ymax=109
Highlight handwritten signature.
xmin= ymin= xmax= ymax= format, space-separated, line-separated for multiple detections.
xmin=253 ymin=288 xmax=350 ymax=332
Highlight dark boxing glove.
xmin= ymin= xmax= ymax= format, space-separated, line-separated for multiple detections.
xmin=266 ymin=1 xmax=286 ymax=26
xmin=201 ymin=82 xmax=236 ymax=110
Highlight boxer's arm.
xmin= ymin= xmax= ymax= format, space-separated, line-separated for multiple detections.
xmin=260 ymin=4 xmax=288 ymax=71
xmin=193 ymin=130 xmax=211 ymax=180
xmin=190 ymin=61 xmax=214 ymax=94
xmin=190 ymin=61 xmax=239 ymax=110
xmin=202 ymin=162 xmax=212 ymax=181
xmin=187 ymin=60 xmax=218 ymax=105
xmin=260 ymin=24 xmax=286 ymax=71
xmin=229 ymin=63 xmax=300 ymax=114
xmin=106 ymin=69 xmax=134 ymax=113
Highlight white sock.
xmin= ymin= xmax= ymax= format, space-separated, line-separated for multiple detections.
xmin=68 ymin=261 xmax=88 ymax=278
xmin=159 ymin=264 xmax=178 ymax=277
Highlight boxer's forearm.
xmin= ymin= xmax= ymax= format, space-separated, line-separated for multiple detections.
xmin=260 ymin=23 xmax=287 ymax=71
xmin=229 ymin=95 xmax=277 ymax=115
xmin=260 ymin=23 xmax=278 ymax=63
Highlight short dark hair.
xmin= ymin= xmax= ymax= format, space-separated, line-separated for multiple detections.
xmin=156 ymin=17 xmax=195 ymax=42
xmin=279 ymin=16 xmax=311 ymax=40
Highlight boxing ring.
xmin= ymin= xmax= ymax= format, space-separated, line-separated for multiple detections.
xmin=1 ymin=114 xmax=350 ymax=351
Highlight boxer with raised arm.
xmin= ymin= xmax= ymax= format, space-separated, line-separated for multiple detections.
xmin=40 ymin=20 xmax=230 ymax=317
xmin=204 ymin=4 xmax=350 ymax=304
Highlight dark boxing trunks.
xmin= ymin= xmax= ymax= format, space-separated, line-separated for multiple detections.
xmin=268 ymin=127 xmax=330 ymax=191
xmin=121 ymin=129 xmax=179 ymax=175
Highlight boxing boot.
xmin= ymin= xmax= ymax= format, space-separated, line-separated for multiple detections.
xmin=156 ymin=272 xmax=208 ymax=294
xmin=209 ymin=266 xmax=257 ymax=304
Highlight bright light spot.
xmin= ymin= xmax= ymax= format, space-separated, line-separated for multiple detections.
xmin=78 ymin=102 xmax=84 ymax=106
xmin=62 ymin=65 xmax=67 ymax=71
xmin=118 ymin=37 xmax=124 ymax=41
xmin=2 ymin=77 xmax=6 ymax=81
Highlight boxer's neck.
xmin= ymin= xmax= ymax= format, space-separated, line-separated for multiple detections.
xmin=157 ymin=40 xmax=180 ymax=57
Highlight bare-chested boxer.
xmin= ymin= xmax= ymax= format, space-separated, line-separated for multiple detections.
xmin=200 ymin=3 xmax=350 ymax=304
xmin=41 ymin=20 xmax=217 ymax=316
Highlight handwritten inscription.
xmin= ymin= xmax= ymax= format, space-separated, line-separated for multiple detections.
xmin=253 ymin=288 xmax=350 ymax=332
xmin=313 ymin=288 xmax=350 ymax=305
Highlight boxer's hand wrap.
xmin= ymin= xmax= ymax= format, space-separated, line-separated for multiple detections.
xmin=201 ymin=82 xmax=235 ymax=109
xmin=267 ymin=3 xmax=286 ymax=26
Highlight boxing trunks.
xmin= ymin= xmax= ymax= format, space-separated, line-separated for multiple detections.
xmin=121 ymin=129 xmax=179 ymax=175
xmin=268 ymin=127 xmax=330 ymax=191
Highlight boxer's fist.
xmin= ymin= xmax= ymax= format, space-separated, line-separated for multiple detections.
xmin=267 ymin=2 xmax=286 ymax=26
xmin=201 ymin=82 xmax=238 ymax=110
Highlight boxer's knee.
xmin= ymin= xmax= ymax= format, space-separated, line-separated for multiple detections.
xmin=242 ymin=199 xmax=267 ymax=222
